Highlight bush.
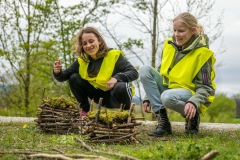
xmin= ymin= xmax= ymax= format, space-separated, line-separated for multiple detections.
xmin=207 ymin=93 xmax=236 ymax=122
xmin=168 ymin=93 xmax=237 ymax=123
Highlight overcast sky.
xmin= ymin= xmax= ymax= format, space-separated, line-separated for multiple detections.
xmin=60 ymin=0 xmax=240 ymax=97
xmin=211 ymin=0 xmax=240 ymax=97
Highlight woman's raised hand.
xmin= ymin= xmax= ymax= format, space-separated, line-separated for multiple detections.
xmin=53 ymin=59 xmax=62 ymax=74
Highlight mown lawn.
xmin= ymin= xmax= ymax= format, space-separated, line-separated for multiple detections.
xmin=0 ymin=120 xmax=240 ymax=160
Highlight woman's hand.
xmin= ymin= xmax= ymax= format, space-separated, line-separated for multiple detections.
xmin=53 ymin=59 xmax=62 ymax=74
xmin=184 ymin=102 xmax=196 ymax=119
xmin=143 ymin=102 xmax=152 ymax=113
xmin=106 ymin=77 xmax=117 ymax=89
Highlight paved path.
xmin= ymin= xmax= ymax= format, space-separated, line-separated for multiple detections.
xmin=0 ymin=116 xmax=36 ymax=123
xmin=1 ymin=116 xmax=240 ymax=131
xmin=139 ymin=120 xmax=240 ymax=131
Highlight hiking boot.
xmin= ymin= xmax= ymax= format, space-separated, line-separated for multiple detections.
xmin=185 ymin=112 xmax=200 ymax=134
xmin=148 ymin=108 xmax=172 ymax=137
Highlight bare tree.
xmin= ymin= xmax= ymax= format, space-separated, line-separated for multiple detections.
xmin=0 ymin=0 xmax=115 ymax=116
xmin=0 ymin=0 xmax=57 ymax=116
xmin=99 ymin=0 xmax=225 ymax=120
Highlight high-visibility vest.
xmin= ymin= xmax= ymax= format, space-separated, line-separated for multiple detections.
xmin=160 ymin=38 xmax=216 ymax=113
xmin=78 ymin=50 xmax=123 ymax=91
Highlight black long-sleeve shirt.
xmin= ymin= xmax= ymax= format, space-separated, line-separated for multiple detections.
xmin=53 ymin=54 xmax=138 ymax=83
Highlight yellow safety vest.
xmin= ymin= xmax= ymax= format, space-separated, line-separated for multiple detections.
xmin=78 ymin=50 xmax=123 ymax=91
xmin=160 ymin=38 xmax=216 ymax=113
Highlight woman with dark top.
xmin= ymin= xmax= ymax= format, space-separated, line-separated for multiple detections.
xmin=53 ymin=27 xmax=138 ymax=115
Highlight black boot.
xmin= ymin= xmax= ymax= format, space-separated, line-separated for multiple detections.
xmin=185 ymin=112 xmax=200 ymax=134
xmin=148 ymin=108 xmax=172 ymax=136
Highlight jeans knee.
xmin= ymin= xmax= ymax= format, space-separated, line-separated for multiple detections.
xmin=161 ymin=91 xmax=174 ymax=107
xmin=139 ymin=65 xmax=151 ymax=79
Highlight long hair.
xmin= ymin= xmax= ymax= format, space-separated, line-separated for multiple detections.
xmin=173 ymin=12 xmax=205 ymax=36
xmin=72 ymin=27 xmax=108 ymax=62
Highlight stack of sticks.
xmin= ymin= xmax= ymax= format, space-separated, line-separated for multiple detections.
xmin=34 ymin=97 xmax=84 ymax=134
xmin=82 ymin=98 xmax=144 ymax=144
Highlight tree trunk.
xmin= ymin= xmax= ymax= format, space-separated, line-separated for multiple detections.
xmin=151 ymin=0 xmax=158 ymax=69
xmin=234 ymin=98 xmax=240 ymax=118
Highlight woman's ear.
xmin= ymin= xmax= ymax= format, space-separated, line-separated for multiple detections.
xmin=191 ymin=28 xmax=197 ymax=35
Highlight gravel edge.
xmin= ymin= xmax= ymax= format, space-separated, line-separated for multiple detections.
xmin=0 ymin=116 xmax=36 ymax=123
xmin=1 ymin=116 xmax=240 ymax=131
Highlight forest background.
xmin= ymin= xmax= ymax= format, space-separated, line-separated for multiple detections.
xmin=0 ymin=0 xmax=239 ymax=123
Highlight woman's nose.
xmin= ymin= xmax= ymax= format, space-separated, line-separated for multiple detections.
xmin=174 ymin=32 xmax=179 ymax=37
xmin=86 ymin=43 xmax=91 ymax=48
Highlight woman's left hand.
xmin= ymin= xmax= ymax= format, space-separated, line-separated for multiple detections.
xmin=106 ymin=77 xmax=117 ymax=89
xmin=184 ymin=102 xmax=196 ymax=119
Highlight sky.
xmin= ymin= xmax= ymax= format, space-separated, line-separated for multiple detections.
xmin=210 ymin=0 xmax=240 ymax=97
xmin=1 ymin=0 xmax=239 ymax=98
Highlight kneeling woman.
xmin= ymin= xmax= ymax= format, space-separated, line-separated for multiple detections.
xmin=53 ymin=27 xmax=138 ymax=115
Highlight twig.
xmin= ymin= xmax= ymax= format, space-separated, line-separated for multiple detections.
xmin=69 ymin=154 xmax=108 ymax=159
xmin=90 ymin=98 xmax=94 ymax=111
xmin=52 ymin=148 xmax=65 ymax=154
xmin=201 ymin=150 xmax=219 ymax=160
xmin=119 ymin=103 xmax=123 ymax=111
xmin=74 ymin=137 xmax=140 ymax=160
xmin=127 ymin=103 xmax=135 ymax=123
xmin=87 ymin=134 xmax=121 ymax=140
xmin=74 ymin=137 xmax=93 ymax=152
xmin=94 ymin=127 xmax=134 ymax=133
xmin=122 ymin=104 xmax=126 ymax=110
xmin=131 ymin=117 xmax=145 ymax=120
xmin=90 ymin=133 xmax=139 ymax=143
xmin=3 ymin=150 xmax=108 ymax=160
xmin=0 ymin=151 xmax=38 ymax=155
xmin=95 ymin=98 xmax=103 ymax=123
xmin=104 ymin=107 xmax=111 ymax=140
xmin=112 ymin=122 xmax=142 ymax=129
xmin=41 ymin=88 xmax=46 ymax=101
xmin=80 ymin=108 xmax=83 ymax=134
xmin=41 ymin=106 xmax=79 ymax=112
xmin=93 ymin=130 xmax=130 ymax=135
xmin=35 ymin=118 xmax=84 ymax=122
xmin=26 ymin=153 xmax=72 ymax=160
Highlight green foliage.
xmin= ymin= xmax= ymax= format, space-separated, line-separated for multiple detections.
xmin=0 ymin=0 xmax=117 ymax=117
xmin=87 ymin=109 xmax=133 ymax=123
xmin=207 ymin=93 xmax=236 ymax=122
xmin=42 ymin=95 xmax=78 ymax=109
xmin=122 ymin=38 xmax=144 ymax=50
xmin=52 ymin=134 xmax=76 ymax=145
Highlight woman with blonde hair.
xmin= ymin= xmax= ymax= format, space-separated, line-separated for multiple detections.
xmin=53 ymin=27 xmax=138 ymax=115
xmin=140 ymin=12 xmax=216 ymax=136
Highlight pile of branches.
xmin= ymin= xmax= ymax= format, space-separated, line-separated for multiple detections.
xmin=82 ymin=98 xmax=143 ymax=144
xmin=34 ymin=96 xmax=84 ymax=134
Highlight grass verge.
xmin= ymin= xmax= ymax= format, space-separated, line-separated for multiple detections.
xmin=0 ymin=121 xmax=240 ymax=160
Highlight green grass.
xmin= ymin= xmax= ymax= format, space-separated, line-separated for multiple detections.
xmin=0 ymin=121 xmax=240 ymax=160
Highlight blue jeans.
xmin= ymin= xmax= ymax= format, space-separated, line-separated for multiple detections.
xmin=139 ymin=65 xmax=192 ymax=116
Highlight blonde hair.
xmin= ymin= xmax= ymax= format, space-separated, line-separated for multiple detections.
xmin=72 ymin=27 xmax=108 ymax=62
xmin=173 ymin=12 xmax=204 ymax=36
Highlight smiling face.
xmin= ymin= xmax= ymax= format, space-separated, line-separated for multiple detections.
xmin=82 ymin=33 xmax=101 ymax=59
xmin=173 ymin=20 xmax=196 ymax=46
